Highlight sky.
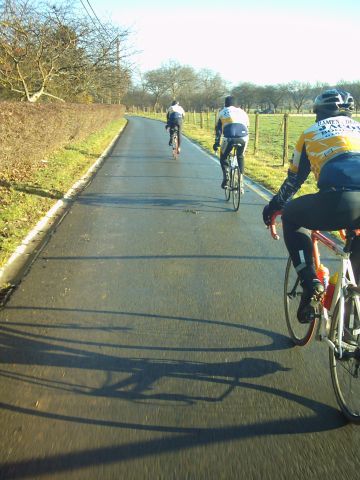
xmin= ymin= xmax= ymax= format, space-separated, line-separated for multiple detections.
xmin=85 ymin=0 xmax=360 ymax=87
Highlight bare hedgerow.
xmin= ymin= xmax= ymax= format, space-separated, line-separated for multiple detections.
xmin=0 ymin=102 xmax=125 ymax=182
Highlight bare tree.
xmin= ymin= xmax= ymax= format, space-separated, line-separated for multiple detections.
xmin=143 ymin=68 xmax=169 ymax=109
xmin=162 ymin=60 xmax=197 ymax=100
xmin=258 ymin=84 xmax=288 ymax=112
xmin=231 ymin=82 xmax=259 ymax=112
xmin=286 ymin=81 xmax=313 ymax=113
xmin=0 ymin=0 xmax=132 ymax=102
xmin=196 ymin=69 xmax=228 ymax=109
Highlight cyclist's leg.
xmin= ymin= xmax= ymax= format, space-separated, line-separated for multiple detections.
xmin=236 ymin=137 xmax=248 ymax=194
xmin=169 ymin=123 xmax=175 ymax=145
xmin=235 ymin=136 xmax=248 ymax=174
xmin=283 ymin=191 xmax=360 ymax=322
xmin=220 ymin=138 xmax=232 ymax=188
xmin=177 ymin=120 xmax=182 ymax=149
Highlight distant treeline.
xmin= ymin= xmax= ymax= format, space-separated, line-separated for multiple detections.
xmin=122 ymin=61 xmax=360 ymax=114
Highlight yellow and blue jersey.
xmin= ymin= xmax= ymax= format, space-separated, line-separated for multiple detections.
xmin=291 ymin=116 xmax=360 ymax=180
xmin=274 ymin=115 xmax=360 ymax=207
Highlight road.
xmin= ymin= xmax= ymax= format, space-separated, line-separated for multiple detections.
xmin=0 ymin=116 xmax=359 ymax=479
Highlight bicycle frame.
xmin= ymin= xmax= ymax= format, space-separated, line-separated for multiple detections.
xmin=313 ymin=233 xmax=360 ymax=358
xmin=229 ymin=145 xmax=238 ymax=170
xmin=270 ymin=212 xmax=360 ymax=359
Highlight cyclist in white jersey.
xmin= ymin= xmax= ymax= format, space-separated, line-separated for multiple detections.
xmin=165 ymin=100 xmax=185 ymax=151
xmin=213 ymin=96 xmax=249 ymax=189
xmin=263 ymin=89 xmax=360 ymax=323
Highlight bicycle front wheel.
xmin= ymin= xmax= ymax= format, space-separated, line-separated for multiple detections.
xmin=284 ymin=256 xmax=317 ymax=346
xmin=329 ymin=298 xmax=360 ymax=423
xmin=232 ymin=166 xmax=240 ymax=211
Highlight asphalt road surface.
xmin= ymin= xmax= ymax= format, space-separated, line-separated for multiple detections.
xmin=0 ymin=117 xmax=359 ymax=479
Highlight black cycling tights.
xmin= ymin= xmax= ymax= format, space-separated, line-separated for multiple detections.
xmin=220 ymin=143 xmax=245 ymax=174
xmin=282 ymin=190 xmax=360 ymax=285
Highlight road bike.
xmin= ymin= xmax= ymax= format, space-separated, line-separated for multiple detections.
xmin=224 ymin=144 xmax=244 ymax=212
xmin=270 ymin=212 xmax=360 ymax=423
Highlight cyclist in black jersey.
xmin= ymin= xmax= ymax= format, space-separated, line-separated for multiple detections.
xmin=262 ymin=89 xmax=360 ymax=323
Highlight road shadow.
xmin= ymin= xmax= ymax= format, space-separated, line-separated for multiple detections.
xmin=0 ymin=180 xmax=63 ymax=200
xmin=76 ymin=191 xmax=237 ymax=212
xmin=0 ymin=311 xmax=346 ymax=478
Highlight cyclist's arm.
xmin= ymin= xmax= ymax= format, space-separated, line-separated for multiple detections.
xmin=215 ymin=118 xmax=222 ymax=141
xmin=270 ymin=143 xmax=311 ymax=209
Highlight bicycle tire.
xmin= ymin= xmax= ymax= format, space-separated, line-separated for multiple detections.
xmin=232 ymin=166 xmax=240 ymax=211
xmin=224 ymin=169 xmax=231 ymax=201
xmin=329 ymin=298 xmax=360 ymax=423
xmin=284 ymin=256 xmax=317 ymax=346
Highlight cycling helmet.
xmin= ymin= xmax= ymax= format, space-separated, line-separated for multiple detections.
xmin=171 ymin=100 xmax=179 ymax=106
xmin=313 ymin=89 xmax=354 ymax=116
xmin=224 ymin=96 xmax=235 ymax=107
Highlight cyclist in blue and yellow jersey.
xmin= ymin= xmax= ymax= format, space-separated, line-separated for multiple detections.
xmin=213 ymin=96 xmax=250 ymax=189
xmin=165 ymin=100 xmax=185 ymax=151
xmin=263 ymin=89 xmax=360 ymax=323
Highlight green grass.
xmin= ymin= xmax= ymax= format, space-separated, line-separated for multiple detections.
xmin=0 ymin=118 xmax=127 ymax=268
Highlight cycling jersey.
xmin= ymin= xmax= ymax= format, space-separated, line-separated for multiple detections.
xmin=167 ymin=105 xmax=185 ymax=123
xmin=273 ymin=115 xmax=360 ymax=208
xmin=215 ymin=106 xmax=249 ymax=139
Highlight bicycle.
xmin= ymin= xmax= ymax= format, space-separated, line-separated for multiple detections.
xmin=223 ymin=143 xmax=244 ymax=212
xmin=270 ymin=212 xmax=360 ymax=423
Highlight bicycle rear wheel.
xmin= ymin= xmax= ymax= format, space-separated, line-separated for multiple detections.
xmin=329 ymin=298 xmax=360 ymax=423
xmin=232 ymin=166 xmax=240 ymax=211
xmin=224 ymin=168 xmax=230 ymax=201
xmin=284 ymin=256 xmax=317 ymax=346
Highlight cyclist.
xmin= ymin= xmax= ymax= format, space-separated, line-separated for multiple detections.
xmin=165 ymin=100 xmax=185 ymax=152
xmin=262 ymin=89 xmax=360 ymax=323
xmin=213 ymin=96 xmax=249 ymax=190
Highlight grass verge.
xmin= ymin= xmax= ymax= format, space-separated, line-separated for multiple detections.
xmin=0 ymin=118 xmax=127 ymax=268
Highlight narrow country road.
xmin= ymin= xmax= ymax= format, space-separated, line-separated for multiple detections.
xmin=0 ymin=117 xmax=359 ymax=480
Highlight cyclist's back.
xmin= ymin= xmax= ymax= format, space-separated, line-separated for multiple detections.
xmin=213 ymin=96 xmax=250 ymax=189
xmin=216 ymin=105 xmax=249 ymax=140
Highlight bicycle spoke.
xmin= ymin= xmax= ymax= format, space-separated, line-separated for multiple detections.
xmin=330 ymin=297 xmax=360 ymax=422
xmin=232 ymin=167 xmax=240 ymax=211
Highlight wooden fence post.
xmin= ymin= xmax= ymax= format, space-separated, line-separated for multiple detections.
xmin=200 ymin=111 xmax=204 ymax=129
xmin=193 ymin=110 xmax=196 ymax=124
xmin=282 ymin=113 xmax=289 ymax=166
xmin=254 ymin=113 xmax=259 ymax=156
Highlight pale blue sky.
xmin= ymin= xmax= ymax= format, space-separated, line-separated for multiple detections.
xmin=86 ymin=0 xmax=360 ymax=86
